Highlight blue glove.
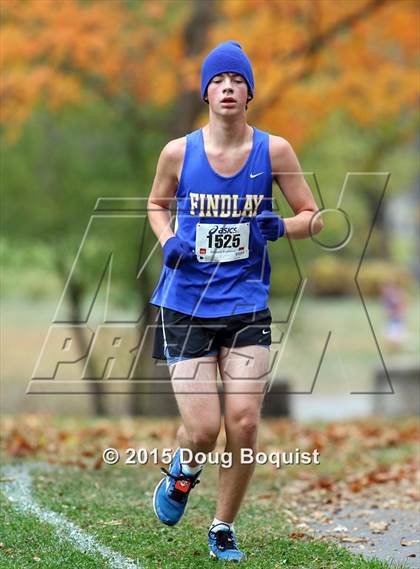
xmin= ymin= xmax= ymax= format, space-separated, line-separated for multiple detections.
xmin=163 ymin=236 xmax=194 ymax=268
xmin=256 ymin=210 xmax=285 ymax=241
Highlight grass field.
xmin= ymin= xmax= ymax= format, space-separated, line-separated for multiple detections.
xmin=1 ymin=461 xmax=408 ymax=569
xmin=2 ymin=414 xmax=418 ymax=569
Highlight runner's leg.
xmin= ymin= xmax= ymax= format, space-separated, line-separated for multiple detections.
xmin=215 ymin=345 xmax=269 ymax=521
xmin=170 ymin=355 xmax=221 ymax=467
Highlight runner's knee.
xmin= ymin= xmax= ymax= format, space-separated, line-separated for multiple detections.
xmin=227 ymin=409 xmax=259 ymax=440
xmin=189 ymin=426 xmax=220 ymax=451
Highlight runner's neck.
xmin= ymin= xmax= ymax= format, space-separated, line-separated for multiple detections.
xmin=203 ymin=121 xmax=253 ymax=151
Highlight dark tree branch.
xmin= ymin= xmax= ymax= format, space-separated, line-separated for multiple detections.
xmin=251 ymin=0 xmax=390 ymax=118
xmin=284 ymin=0 xmax=388 ymax=64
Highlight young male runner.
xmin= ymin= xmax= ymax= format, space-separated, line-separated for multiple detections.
xmin=147 ymin=41 xmax=322 ymax=562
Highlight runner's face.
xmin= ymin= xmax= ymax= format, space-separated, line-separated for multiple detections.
xmin=206 ymin=72 xmax=249 ymax=113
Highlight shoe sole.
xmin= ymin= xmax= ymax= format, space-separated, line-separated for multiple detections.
xmin=152 ymin=477 xmax=176 ymax=526
xmin=209 ymin=551 xmax=243 ymax=562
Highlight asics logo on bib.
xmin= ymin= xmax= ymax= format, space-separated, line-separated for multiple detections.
xmin=208 ymin=225 xmax=239 ymax=235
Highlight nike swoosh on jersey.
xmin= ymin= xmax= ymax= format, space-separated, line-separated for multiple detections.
xmin=250 ymin=172 xmax=264 ymax=179
xmin=262 ymin=329 xmax=270 ymax=334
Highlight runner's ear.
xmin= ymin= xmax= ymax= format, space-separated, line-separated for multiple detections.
xmin=245 ymin=92 xmax=252 ymax=111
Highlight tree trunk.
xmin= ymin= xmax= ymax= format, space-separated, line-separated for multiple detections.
xmin=169 ymin=0 xmax=217 ymax=137
xmin=128 ymin=0 xmax=217 ymax=416
xmin=66 ymin=278 xmax=107 ymax=416
xmin=129 ymin=269 xmax=155 ymax=416
xmin=54 ymin=253 xmax=107 ymax=416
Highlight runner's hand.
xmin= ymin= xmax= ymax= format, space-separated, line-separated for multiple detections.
xmin=163 ymin=236 xmax=195 ymax=268
xmin=256 ymin=210 xmax=285 ymax=241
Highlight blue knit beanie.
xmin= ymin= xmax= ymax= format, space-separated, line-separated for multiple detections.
xmin=201 ymin=40 xmax=254 ymax=102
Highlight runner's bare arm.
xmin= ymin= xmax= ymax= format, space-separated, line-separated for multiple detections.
xmin=269 ymin=136 xmax=323 ymax=239
xmin=147 ymin=138 xmax=186 ymax=246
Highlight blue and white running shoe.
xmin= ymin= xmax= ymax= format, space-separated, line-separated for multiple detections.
xmin=153 ymin=448 xmax=201 ymax=526
xmin=208 ymin=523 xmax=246 ymax=562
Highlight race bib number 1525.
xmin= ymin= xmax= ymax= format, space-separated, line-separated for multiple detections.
xmin=195 ymin=222 xmax=250 ymax=263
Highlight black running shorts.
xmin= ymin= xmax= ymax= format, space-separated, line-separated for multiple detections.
xmin=152 ymin=306 xmax=272 ymax=365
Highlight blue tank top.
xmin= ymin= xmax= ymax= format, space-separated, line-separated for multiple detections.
xmin=149 ymin=126 xmax=273 ymax=317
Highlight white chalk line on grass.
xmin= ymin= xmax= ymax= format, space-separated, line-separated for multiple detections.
xmin=1 ymin=463 xmax=144 ymax=569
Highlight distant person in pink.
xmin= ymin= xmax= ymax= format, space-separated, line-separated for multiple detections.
xmin=381 ymin=278 xmax=407 ymax=350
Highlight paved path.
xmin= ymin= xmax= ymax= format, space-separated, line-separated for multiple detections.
xmin=283 ymin=477 xmax=420 ymax=568
xmin=307 ymin=504 xmax=420 ymax=568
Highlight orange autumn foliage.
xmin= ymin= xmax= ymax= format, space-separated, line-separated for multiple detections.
xmin=1 ymin=0 xmax=418 ymax=147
